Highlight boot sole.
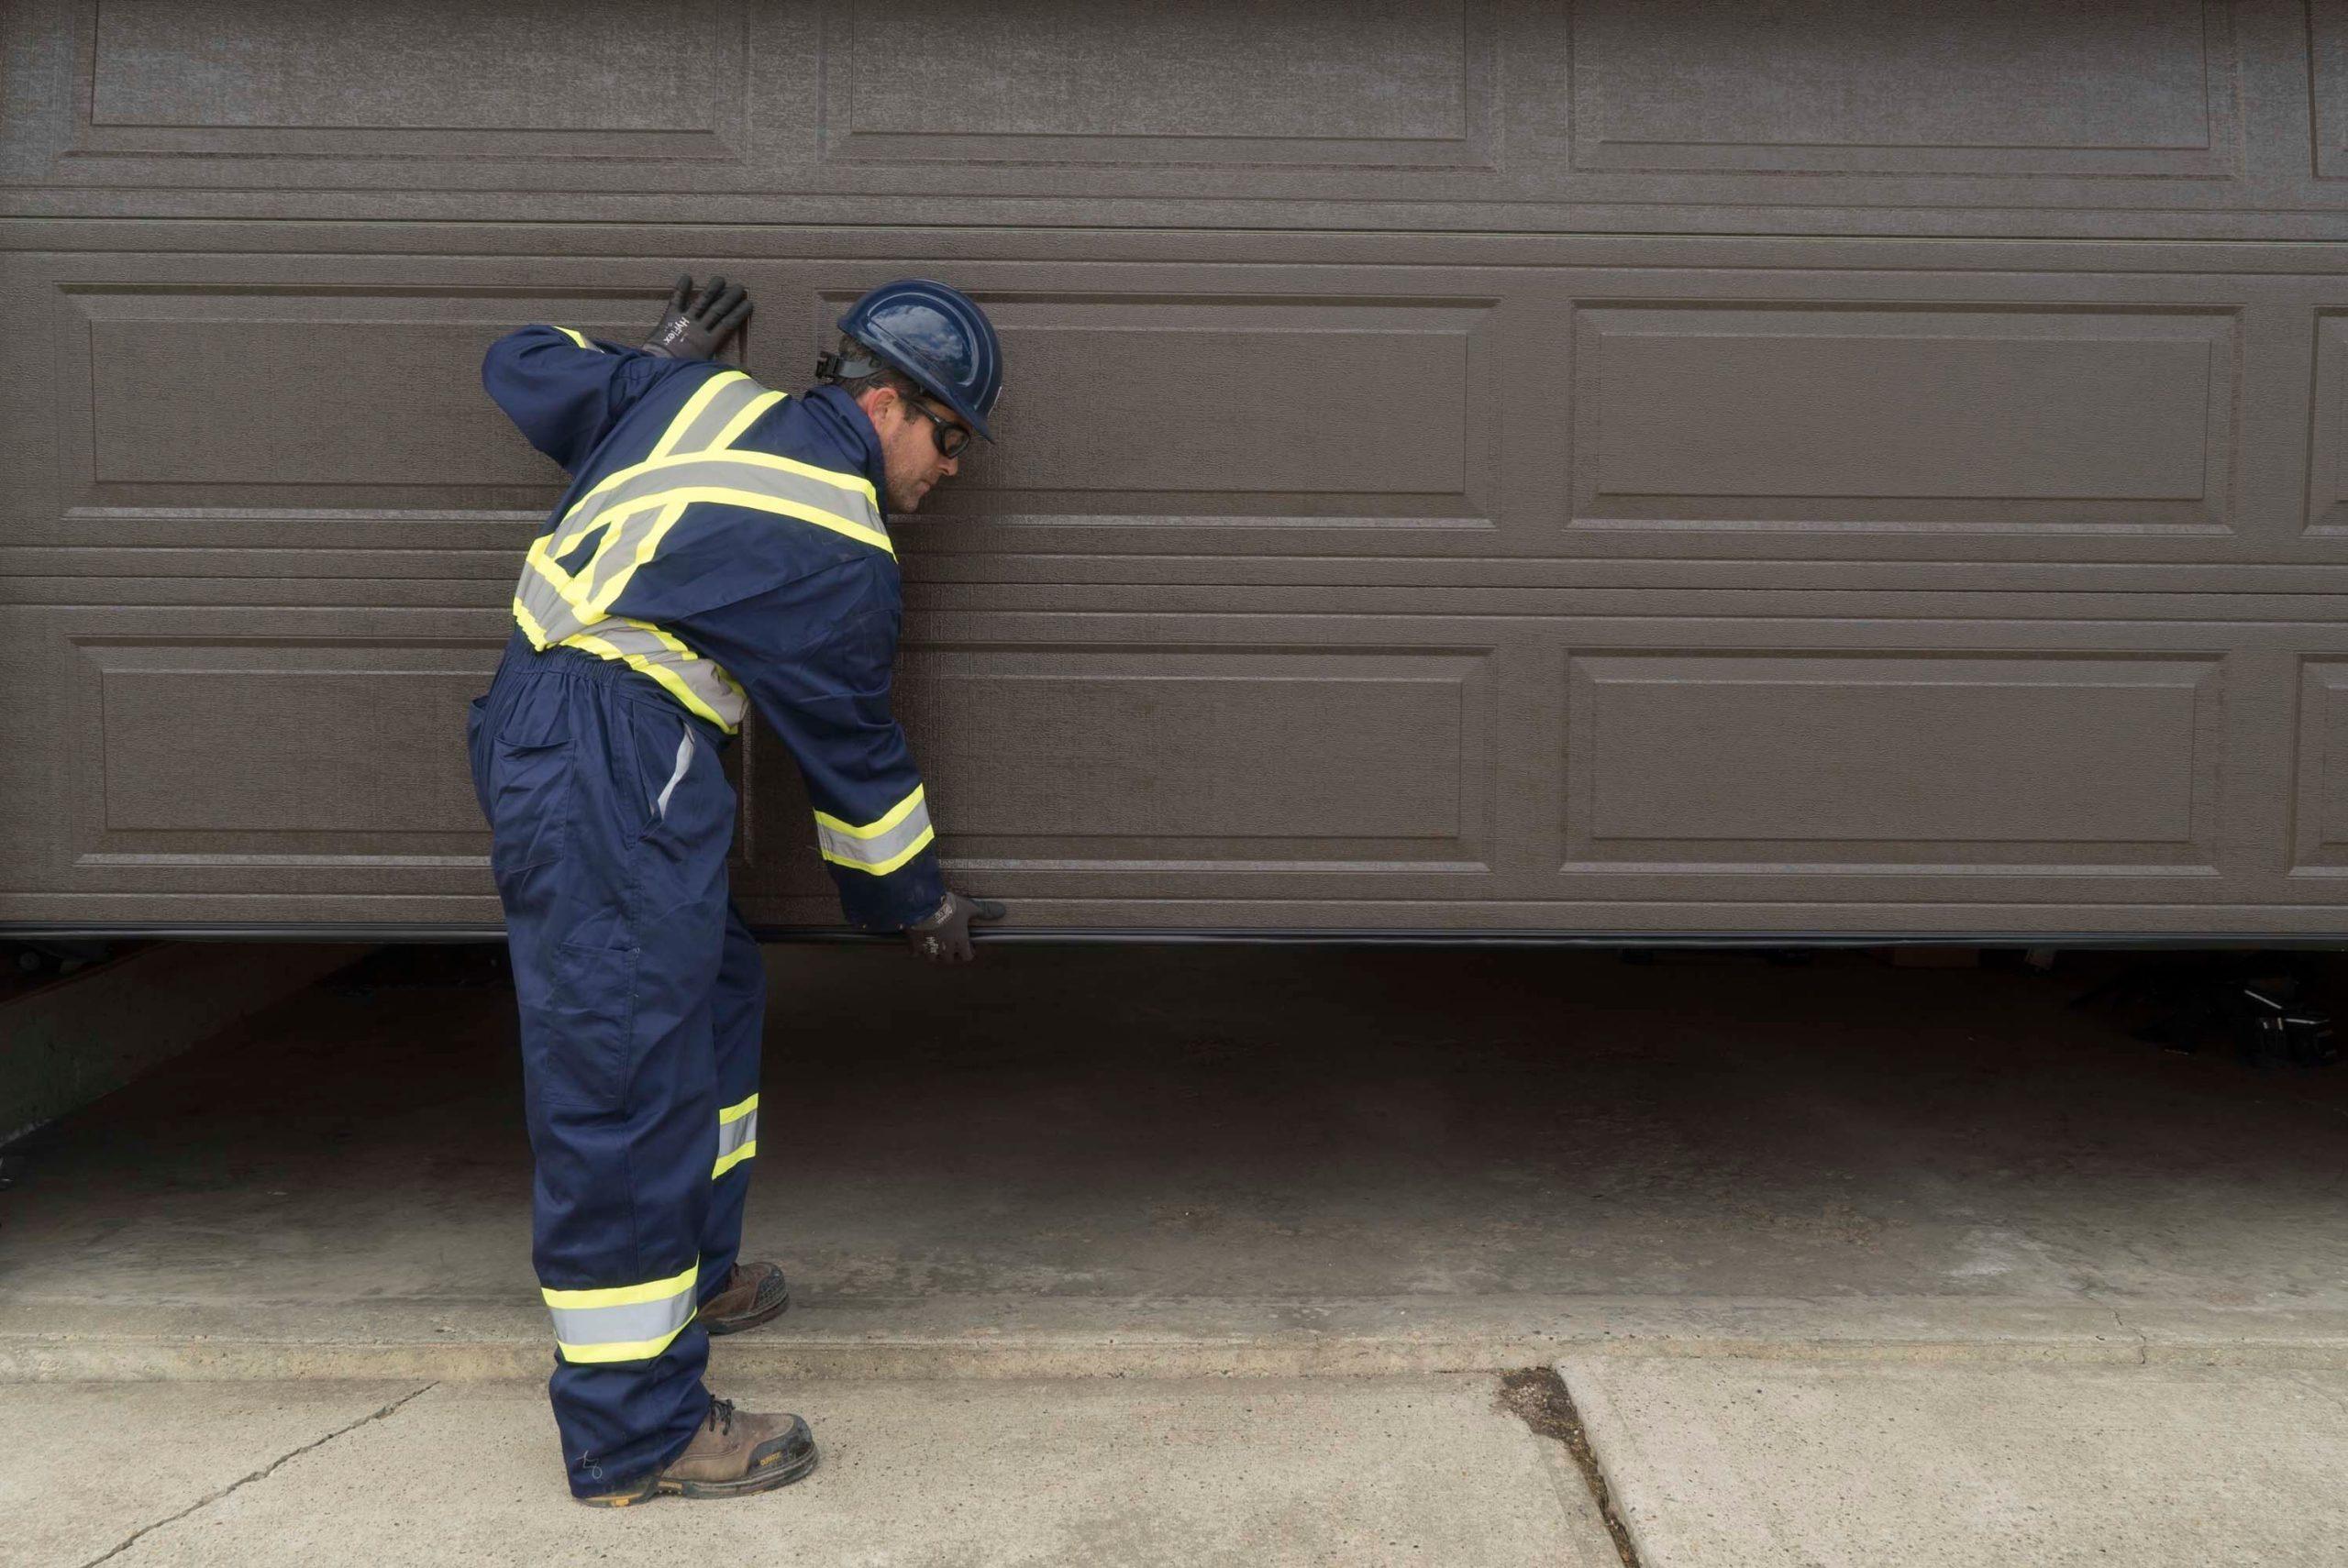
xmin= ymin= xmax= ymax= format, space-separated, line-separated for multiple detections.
xmin=663 ymin=1439 xmax=819 ymax=1499
xmin=703 ymin=1285 xmax=790 ymax=1337
xmin=575 ymin=1439 xmax=817 ymax=1507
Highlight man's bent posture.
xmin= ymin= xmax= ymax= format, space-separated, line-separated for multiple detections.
xmin=468 ymin=276 xmax=1005 ymax=1505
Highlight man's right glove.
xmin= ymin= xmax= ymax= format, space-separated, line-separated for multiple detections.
xmin=906 ymin=892 xmax=1005 ymax=964
xmin=641 ymin=273 xmax=752 ymax=359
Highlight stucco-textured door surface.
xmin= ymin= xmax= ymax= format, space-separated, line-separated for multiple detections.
xmin=4 ymin=2 xmax=2346 ymax=938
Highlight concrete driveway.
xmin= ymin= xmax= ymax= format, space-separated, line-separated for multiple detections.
xmin=2 ymin=944 xmax=2342 ymax=1564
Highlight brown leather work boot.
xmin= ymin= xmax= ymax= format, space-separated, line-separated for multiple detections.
xmin=576 ymin=1398 xmax=817 ymax=1506
xmin=702 ymin=1261 xmax=791 ymax=1336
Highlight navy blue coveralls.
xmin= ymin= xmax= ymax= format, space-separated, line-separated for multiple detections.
xmin=466 ymin=326 xmax=945 ymax=1496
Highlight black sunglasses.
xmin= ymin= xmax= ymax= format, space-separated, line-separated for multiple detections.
xmin=902 ymin=396 xmax=975 ymax=459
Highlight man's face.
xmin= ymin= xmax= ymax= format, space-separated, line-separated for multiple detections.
xmin=862 ymin=387 xmax=968 ymax=514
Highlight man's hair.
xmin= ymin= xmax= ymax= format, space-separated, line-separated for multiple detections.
xmin=825 ymin=333 xmax=924 ymax=403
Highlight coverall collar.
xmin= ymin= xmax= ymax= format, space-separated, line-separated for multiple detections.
xmin=803 ymin=382 xmax=895 ymax=523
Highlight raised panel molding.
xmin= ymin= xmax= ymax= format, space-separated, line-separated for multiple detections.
xmin=1569 ymin=0 xmax=2241 ymax=178
xmin=2307 ymin=312 xmax=2348 ymax=535
xmin=836 ymin=290 xmax=1502 ymax=527
xmin=1570 ymin=304 xmax=2240 ymax=535
xmin=70 ymin=0 xmax=748 ymax=162
xmin=1563 ymin=652 xmax=2226 ymax=874
xmin=890 ymin=645 xmax=1495 ymax=873
xmin=54 ymin=284 xmax=658 ymax=515
xmin=62 ymin=631 xmax=757 ymax=876
xmin=818 ymin=0 xmax=1498 ymax=170
xmin=72 ymin=635 xmax=498 ymax=869
xmin=2312 ymin=3 xmax=2348 ymax=180
xmin=2290 ymin=656 xmax=2348 ymax=875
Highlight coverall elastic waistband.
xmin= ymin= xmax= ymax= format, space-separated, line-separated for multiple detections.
xmin=495 ymin=634 xmax=730 ymax=746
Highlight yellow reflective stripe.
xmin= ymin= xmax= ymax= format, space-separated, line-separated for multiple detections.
xmin=512 ymin=595 xmax=552 ymax=649
xmin=557 ymin=1324 xmax=693 ymax=1364
xmin=712 ymin=1140 xmax=757 ymax=1179
xmin=570 ymin=509 xmax=640 ymax=605
xmin=541 ymin=1262 xmax=697 ymax=1312
xmin=526 ymin=531 xmax=591 ymax=603
xmin=592 ymin=483 xmax=891 ymax=557
xmin=718 ymin=1092 xmax=759 ymax=1125
xmin=650 ymin=370 xmax=747 ymax=461
xmin=560 ymin=624 xmax=733 ymax=731
xmin=821 ymin=823 xmax=935 ymax=878
xmin=554 ymin=326 xmax=595 ymax=351
xmin=561 ymin=446 xmax=881 ymax=527
xmin=710 ymin=388 xmax=786 ymax=450
xmin=582 ymin=496 xmax=689 ymax=615
xmin=814 ymin=785 xmax=925 ymax=841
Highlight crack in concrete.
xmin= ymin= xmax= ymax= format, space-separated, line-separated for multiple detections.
xmin=1498 ymin=1367 xmax=1644 ymax=1568
xmin=77 ymin=1382 xmax=437 ymax=1567
xmin=2094 ymin=1299 xmax=2152 ymax=1365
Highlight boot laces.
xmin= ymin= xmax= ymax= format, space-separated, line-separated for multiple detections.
xmin=704 ymin=1397 xmax=736 ymax=1436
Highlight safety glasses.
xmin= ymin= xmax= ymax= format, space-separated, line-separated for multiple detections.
xmin=903 ymin=397 xmax=975 ymax=459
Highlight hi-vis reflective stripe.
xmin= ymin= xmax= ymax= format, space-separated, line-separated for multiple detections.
xmin=542 ymin=1262 xmax=698 ymax=1364
xmin=560 ymin=620 xmax=742 ymax=731
xmin=554 ymin=326 xmax=598 ymax=351
xmin=714 ymin=1092 xmax=759 ymax=1179
xmin=814 ymin=786 xmax=934 ymax=877
xmin=508 ymin=364 xmax=888 ymax=735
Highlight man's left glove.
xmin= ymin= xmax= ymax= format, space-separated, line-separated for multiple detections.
xmin=641 ymin=273 xmax=752 ymax=359
xmin=906 ymin=892 xmax=1006 ymax=964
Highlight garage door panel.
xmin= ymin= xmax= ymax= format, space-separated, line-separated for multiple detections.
xmin=829 ymin=0 xmax=1497 ymax=170
xmin=1569 ymin=305 xmax=2238 ymax=534
xmin=730 ymin=602 xmax=2319 ymax=930
xmin=1561 ymin=654 xmax=2225 ymax=874
xmin=896 ymin=646 xmax=1497 ymax=873
xmin=50 ymin=284 xmax=649 ymax=515
xmin=85 ymin=0 xmax=746 ymax=158
xmin=2306 ymin=313 xmax=2348 ymax=537
xmin=1569 ymin=0 xmax=2236 ymax=180
xmin=0 ymin=589 xmax=2335 ymax=932
xmin=22 ymin=0 xmax=759 ymax=187
xmin=0 ymin=611 xmax=502 ymax=899
xmin=9 ymin=2 xmax=2342 ymax=235
xmin=9 ymin=244 xmax=2341 ymax=570
xmin=2291 ymin=657 xmax=2348 ymax=878
xmin=913 ymin=291 xmax=1505 ymax=528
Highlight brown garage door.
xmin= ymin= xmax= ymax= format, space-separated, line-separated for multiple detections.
xmin=4 ymin=2 xmax=2346 ymax=941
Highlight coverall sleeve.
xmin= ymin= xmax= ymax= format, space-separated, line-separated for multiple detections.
xmin=686 ymin=567 xmax=947 ymax=931
xmin=480 ymin=325 xmax=682 ymax=476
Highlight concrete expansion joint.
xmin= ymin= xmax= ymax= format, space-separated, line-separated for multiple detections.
xmin=74 ymin=1381 xmax=436 ymax=1567
xmin=1497 ymin=1367 xmax=1645 ymax=1568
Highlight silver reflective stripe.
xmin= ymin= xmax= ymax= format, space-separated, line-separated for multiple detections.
xmin=560 ymin=621 xmax=748 ymax=733
xmin=657 ymin=372 xmax=771 ymax=457
xmin=543 ymin=452 xmax=878 ymax=575
xmin=713 ymin=1102 xmax=757 ymax=1177
xmin=508 ymin=368 xmax=880 ymax=735
xmin=814 ymin=793 xmax=935 ymax=876
xmin=654 ymin=731 xmax=693 ymax=821
xmin=542 ymin=1264 xmax=699 ymax=1364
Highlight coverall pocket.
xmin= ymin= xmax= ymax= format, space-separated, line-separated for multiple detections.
xmin=626 ymin=706 xmax=707 ymax=845
xmin=487 ymin=707 xmax=573 ymax=880
xmin=536 ymin=938 xmax=643 ymax=1110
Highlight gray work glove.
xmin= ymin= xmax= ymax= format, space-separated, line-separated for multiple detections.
xmin=906 ymin=892 xmax=1005 ymax=964
xmin=641 ymin=273 xmax=751 ymax=359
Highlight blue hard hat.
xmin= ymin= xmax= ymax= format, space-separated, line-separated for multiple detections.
xmin=835 ymin=279 xmax=1003 ymax=441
